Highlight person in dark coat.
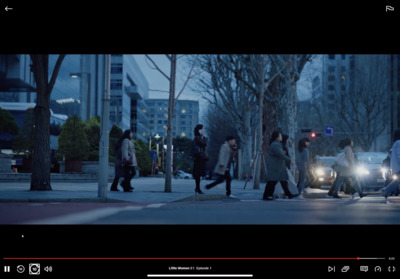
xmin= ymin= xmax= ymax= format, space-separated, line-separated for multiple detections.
xmin=192 ymin=124 xmax=208 ymax=194
xmin=296 ymin=137 xmax=311 ymax=196
xmin=110 ymin=130 xmax=138 ymax=192
xmin=263 ymin=131 xmax=295 ymax=200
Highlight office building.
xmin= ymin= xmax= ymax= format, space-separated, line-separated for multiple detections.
xmin=146 ymin=98 xmax=199 ymax=139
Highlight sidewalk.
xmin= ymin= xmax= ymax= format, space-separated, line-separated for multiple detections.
xmin=0 ymin=177 xmax=331 ymax=204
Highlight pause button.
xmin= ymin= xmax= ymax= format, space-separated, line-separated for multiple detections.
xmin=4 ymin=266 xmax=10 ymax=272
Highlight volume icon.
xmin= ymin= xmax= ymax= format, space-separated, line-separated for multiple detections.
xmin=44 ymin=266 xmax=53 ymax=272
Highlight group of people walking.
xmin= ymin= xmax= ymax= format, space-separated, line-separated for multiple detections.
xmin=109 ymin=125 xmax=399 ymax=201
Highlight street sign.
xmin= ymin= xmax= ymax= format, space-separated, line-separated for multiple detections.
xmin=326 ymin=126 xmax=334 ymax=136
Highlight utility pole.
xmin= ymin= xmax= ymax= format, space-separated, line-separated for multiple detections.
xmin=98 ymin=55 xmax=111 ymax=199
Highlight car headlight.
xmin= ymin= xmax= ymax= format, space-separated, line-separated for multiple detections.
xmin=315 ymin=168 xmax=325 ymax=176
xmin=356 ymin=166 xmax=370 ymax=175
xmin=393 ymin=174 xmax=398 ymax=180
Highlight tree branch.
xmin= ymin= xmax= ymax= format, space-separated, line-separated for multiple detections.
xmin=48 ymin=54 xmax=66 ymax=95
xmin=145 ymin=55 xmax=170 ymax=81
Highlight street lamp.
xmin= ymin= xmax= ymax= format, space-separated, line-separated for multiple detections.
xmin=155 ymin=134 xmax=161 ymax=171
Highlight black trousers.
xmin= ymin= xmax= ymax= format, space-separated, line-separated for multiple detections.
xmin=111 ymin=166 xmax=136 ymax=190
xmin=263 ymin=180 xmax=293 ymax=199
xmin=123 ymin=165 xmax=136 ymax=187
xmin=206 ymin=170 xmax=231 ymax=195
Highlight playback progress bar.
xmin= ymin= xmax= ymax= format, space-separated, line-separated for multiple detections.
xmin=148 ymin=275 xmax=253 ymax=278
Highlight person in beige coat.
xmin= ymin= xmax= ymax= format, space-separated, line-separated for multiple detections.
xmin=205 ymin=136 xmax=238 ymax=197
xmin=121 ymin=130 xmax=138 ymax=192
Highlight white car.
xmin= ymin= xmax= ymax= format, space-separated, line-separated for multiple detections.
xmin=178 ymin=170 xmax=193 ymax=179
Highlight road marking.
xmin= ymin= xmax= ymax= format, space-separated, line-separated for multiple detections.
xmin=145 ymin=203 xmax=166 ymax=208
xmin=22 ymin=205 xmax=144 ymax=224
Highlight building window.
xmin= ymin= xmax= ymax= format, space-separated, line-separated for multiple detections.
xmin=328 ymin=85 xmax=335 ymax=91
xmin=111 ymin=63 xmax=123 ymax=73
xmin=328 ymin=66 xmax=335 ymax=72
xmin=340 ymin=66 xmax=346 ymax=72
xmin=328 ymin=55 xmax=335 ymax=60
xmin=341 ymin=85 xmax=346 ymax=91
xmin=341 ymin=54 xmax=346 ymax=59
xmin=328 ymin=75 xmax=335 ymax=82
xmin=327 ymin=94 xmax=335 ymax=101
xmin=111 ymin=79 xmax=122 ymax=90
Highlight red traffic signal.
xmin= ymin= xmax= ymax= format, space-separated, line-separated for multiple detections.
xmin=311 ymin=132 xmax=322 ymax=138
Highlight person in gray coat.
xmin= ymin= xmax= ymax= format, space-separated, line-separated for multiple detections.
xmin=263 ymin=131 xmax=295 ymax=200
xmin=205 ymin=136 xmax=238 ymax=197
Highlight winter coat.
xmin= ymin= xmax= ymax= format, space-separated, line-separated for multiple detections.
xmin=122 ymin=138 xmax=138 ymax=167
xmin=114 ymin=146 xmax=125 ymax=178
xmin=338 ymin=146 xmax=356 ymax=177
xmin=192 ymin=136 xmax=208 ymax=178
xmin=266 ymin=141 xmax=291 ymax=181
xmin=296 ymin=147 xmax=310 ymax=172
xmin=214 ymin=142 xmax=234 ymax=175
xmin=390 ymin=140 xmax=400 ymax=173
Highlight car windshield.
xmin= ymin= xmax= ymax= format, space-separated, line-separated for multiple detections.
xmin=356 ymin=153 xmax=387 ymax=164
xmin=316 ymin=157 xmax=335 ymax=166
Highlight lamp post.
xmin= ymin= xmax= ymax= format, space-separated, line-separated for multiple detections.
xmin=155 ymin=133 xmax=161 ymax=172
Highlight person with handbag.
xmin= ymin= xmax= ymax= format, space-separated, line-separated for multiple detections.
xmin=192 ymin=124 xmax=208 ymax=194
xmin=331 ymin=138 xmax=367 ymax=199
xmin=205 ymin=135 xmax=238 ymax=197
xmin=110 ymin=129 xmax=137 ymax=192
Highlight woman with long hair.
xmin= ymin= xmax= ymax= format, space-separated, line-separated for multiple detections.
xmin=110 ymin=129 xmax=138 ymax=192
xmin=192 ymin=124 xmax=208 ymax=194
xmin=331 ymin=138 xmax=367 ymax=199
xmin=296 ymin=137 xmax=311 ymax=197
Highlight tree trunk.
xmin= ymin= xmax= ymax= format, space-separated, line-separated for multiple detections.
xmin=164 ymin=55 xmax=177 ymax=193
xmin=30 ymin=56 xmax=52 ymax=190
xmin=30 ymin=54 xmax=65 ymax=191
xmin=237 ymin=112 xmax=252 ymax=181
xmin=253 ymin=57 xmax=265 ymax=189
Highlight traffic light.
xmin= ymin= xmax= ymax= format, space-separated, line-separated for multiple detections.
xmin=311 ymin=132 xmax=322 ymax=138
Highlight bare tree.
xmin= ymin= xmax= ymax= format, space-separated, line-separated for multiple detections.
xmin=29 ymin=54 xmax=66 ymax=191
xmin=193 ymin=55 xmax=258 ymax=183
xmin=145 ymin=55 xmax=198 ymax=192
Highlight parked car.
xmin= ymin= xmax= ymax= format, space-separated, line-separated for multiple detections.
xmin=178 ymin=170 xmax=193 ymax=179
xmin=310 ymin=156 xmax=337 ymax=189
xmin=355 ymin=152 xmax=388 ymax=191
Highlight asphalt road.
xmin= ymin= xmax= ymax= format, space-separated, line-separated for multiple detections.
xmin=4 ymin=195 xmax=399 ymax=225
